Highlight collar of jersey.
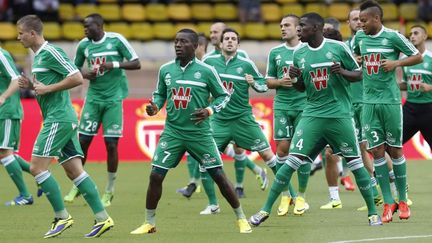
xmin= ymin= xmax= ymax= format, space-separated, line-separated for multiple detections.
xmin=306 ymin=38 xmax=326 ymax=51
xmin=35 ymin=41 xmax=49 ymax=56
xmin=220 ymin=52 xmax=238 ymax=64
xmin=175 ymin=57 xmax=196 ymax=70
xmin=92 ymin=32 xmax=107 ymax=44
xmin=368 ymin=26 xmax=384 ymax=38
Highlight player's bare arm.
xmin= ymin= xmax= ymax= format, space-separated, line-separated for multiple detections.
xmin=398 ymin=82 xmax=407 ymax=91
xmin=0 ymin=78 xmax=20 ymax=106
xmin=266 ymin=76 xmax=293 ymax=88
xmin=34 ymin=71 xmax=83 ymax=95
xmin=331 ymin=62 xmax=362 ymax=82
xmin=420 ymin=83 xmax=432 ymax=92
xmin=80 ymin=68 xmax=97 ymax=80
xmin=99 ymin=59 xmax=141 ymax=72
xmin=18 ymin=73 xmax=34 ymax=90
xmin=288 ymin=65 xmax=305 ymax=91
xmin=381 ymin=53 xmax=423 ymax=72
xmin=190 ymin=108 xmax=211 ymax=125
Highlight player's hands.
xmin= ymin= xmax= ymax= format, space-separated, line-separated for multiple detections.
xmin=0 ymin=96 xmax=5 ymax=106
xmin=279 ymin=74 xmax=293 ymax=87
xmin=99 ymin=62 xmax=115 ymax=72
xmin=146 ymin=100 xmax=159 ymax=116
xmin=289 ymin=66 xmax=301 ymax=79
xmin=83 ymin=69 xmax=97 ymax=80
xmin=18 ymin=73 xmax=32 ymax=89
xmin=355 ymin=55 xmax=362 ymax=64
xmin=381 ymin=59 xmax=398 ymax=72
xmin=331 ymin=61 xmax=343 ymax=74
xmin=245 ymin=74 xmax=254 ymax=85
xmin=419 ymin=83 xmax=432 ymax=92
xmin=33 ymin=79 xmax=50 ymax=95
xmin=190 ymin=108 xmax=209 ymax=125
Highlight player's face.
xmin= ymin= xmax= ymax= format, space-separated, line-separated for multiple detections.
xmin=360 ymin=10 xmax=379 ymax=35
xmin=297 ymin=17 xmax=314 ymax=43
xmin=175 ymin=33 xmax=196 ymax=59
xmin=348 ymin=10 xmax=361 ymax=33
xmin=210 ymin=23 xmax=224 ymax=47
xmin=17 ymin=25 xmax=33 ymax=48
xmin=409 ymin=27 xmax=427 ymax=47
xmin=280 ymin=17 xmax=297 ymax=41
xmin=221 ymin=31 xmax=239 ymax=54
xmin=83 ymin=17 xmax=101 ymax=40
xmin=323 ymin=23 xmax=335 ymax=32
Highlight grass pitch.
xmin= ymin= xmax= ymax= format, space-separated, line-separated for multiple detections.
xmin=0 ymin=160 xmax=431 ymax=243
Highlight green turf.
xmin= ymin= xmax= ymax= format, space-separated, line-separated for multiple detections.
xmin=0 ymin=160 xmax=431 ymax=243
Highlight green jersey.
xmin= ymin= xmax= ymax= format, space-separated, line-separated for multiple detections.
xmin=32 ymin=42 xmax=79 ymax=123
xmin=152 ymin=58 xmax=230 ymax=138
xmin=345 ymin=37 xmax=363 ymax=104
xmin=402 ymin=50 xmax=432 ymax=104
xmin=266 ymin=43 xmax=306 ymax=110
xmin=204 ymin=53 xmax=267 ymax=120
xmin=353 ymin=27 xmax=418 ymax=104
xmin=293 ymin=38 xmax=359 ymax=118
xmin=74 ymin=32 xmax=139 ymax=102
xmin=204 ymin=48 xmax=249 ymax=59
xmin=0 ymin=48 xmax=22 ymax=119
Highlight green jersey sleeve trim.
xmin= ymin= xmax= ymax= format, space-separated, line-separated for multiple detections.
xmin=0 ymin=51 xmax=19 ymax=80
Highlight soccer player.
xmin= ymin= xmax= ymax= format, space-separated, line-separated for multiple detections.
xmin=0 ymin=46 xmax=34 ymax=206
xmin=265 ymin=14 xmax=311 ymax=216
xmin=130 ymin=29 xmax=252 ymax=234
xmin=249 ymin=12 xmax=382 ymax=227
xmin=354 ymin=0 xmax=422 ymax=223
xmin=400 ymin=25 xmax=432 ymax=147
xmin=63 ymin=13 xmax=141 ymax=207
xmin=16 ymin=15 xmax=114 ymax=238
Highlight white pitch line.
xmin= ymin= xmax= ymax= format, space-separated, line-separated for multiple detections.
xmin=328 ymin=234 xmax=432 ymax=243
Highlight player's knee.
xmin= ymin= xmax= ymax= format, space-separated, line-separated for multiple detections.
xmin=259 ymin=149 xmax=274 ymax=161
xmin=207 ymin=166 xmax=224 ymax=180
xmin=104 ymin=137 xmax=119 ymax=151
xmin=79 ymin=134 xmax=93 ymax=145
xmin=150 ymin=166 xmax=167 ymax=181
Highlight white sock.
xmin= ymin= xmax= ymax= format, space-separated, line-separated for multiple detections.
xmin=337 ymin=159 xmax=343 ymax=175
xmin=105 ymin=172 xmax=117 ymax=193
xmin=329 ymin=186 xmax=340 ymax=201
xmin=225 ymin=144 xmax=235 ymax=158
xmin=312 ymin=154 xmax=322 ymax=165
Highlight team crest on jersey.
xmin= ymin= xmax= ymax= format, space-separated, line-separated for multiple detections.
xmin=381 ymin=39 xmax=388 ymax=45
xmin=160 ymin=141 xmax=167 ymax=149
xmin=171 ymin=86 xmax=192 ymax=109
xmin=164 ymin=73 xmax=171 ymax=85
xmin=363 ymin=53 xmax=381 ymax=75
xmin=194 ymin=71 xmax=201 ymax=79
xmin=84 ymin=112 xmax=90 ymax=119
xmin=408 ymin=74 xmax=422 ymax=91
xmin=309 ymin=68 xmax=329 ymax=91
xmin=222 ymin=81 xmax=234 ymax=94
xmin=325 ymin=52 xmax=333 ymax=59
xmin=424 ymin=62 xmax=429 ymax=68
xmin=296 ymin=129 xmax=303 ymax=136
xmin=91 ymin=56 xmax=106 ymax=76
xmin=236 ymin=67 xmax=243 ymax=74
xmin=279 ymin=117 xmax=287 ymax=124
xmin=106 ymin=43 xmax=113 ymax=50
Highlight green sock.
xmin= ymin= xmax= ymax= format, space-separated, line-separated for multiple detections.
xmin=36 ymin=171 xmax=65 ymax=212
xmin=392 ymin=156 xmax=407 ymax=202
xmin=245 ymin=159 xmax=256 ymax=171
xmin=192 ymin=161 xmax=200 ymax=182
xmin=2 ymin=155 xmax=31 ymax=197
xmin=14 ymin=154 xmax=30 ymax=173
xmin=234 ymin=153 xmax=247 ymax=186
xmin=201 ymin=171 xmax=218 ymax=205
xmin=75 ymin=173 xmax=105 ymax=214
xmin=348 ymin=159 xmax=377 ymax=216
xmin=262 ymin=156 xmax=300 ymax=212
xmin=374 ymin=157 xmax=394 ymax=204
xmin=276 ymin=155 xmax=293 ymax=196
xmin=297 ymin=162 xmax=311 ymax=194
xmin=186 ymin=155 xmax=199 ymax=182
xmin=371 ymin=177 xmax=379 ymax=198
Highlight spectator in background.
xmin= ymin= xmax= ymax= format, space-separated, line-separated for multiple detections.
xmin=324 ymin=17 xmax=340 ymax=32
xmin=418 ymin=0 xmax=432 ymax=22
xmin=33 ymin=0 xmax=58 ymax=21
xmin=0 ymin=0 xmax=12 ymax=21
xmin=239 ymin=0 xmax=261 ymax=23
xmin=11 ymin=0 xmax=33 ymax=22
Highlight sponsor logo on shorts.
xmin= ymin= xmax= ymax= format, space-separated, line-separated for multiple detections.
xmin=201 ymin=153 xmax=216 ymax=165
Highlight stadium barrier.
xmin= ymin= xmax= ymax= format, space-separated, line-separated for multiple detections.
xmin=20 ymin=98 xmax=431 ymax=162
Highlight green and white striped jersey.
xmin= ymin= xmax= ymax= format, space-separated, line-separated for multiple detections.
xmin=204 ymin=48 xmax=249 ymax=60
xmin=0 ymin=47 xmax=22 ymax=119
xmin=353 ymin=27 xmax=418 ymax=104
xmin=32 ymin=41 xmax=79 ymax=123
xmin=402 ymin=50 xmax=432 ymax=104
xmin=266 ymin=42 xmax=306 ymax=111
xmin=293 ymin=38 xmax=359 ymax=118
xmin=204 ymin=52 xmax=267 ymax=120
xmin=152 ymin=58 xmax=230 ymax=138
xmin=74 ymin=32 xmax=139 ymax=102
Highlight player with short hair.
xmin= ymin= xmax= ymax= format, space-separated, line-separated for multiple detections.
xmin=63 ymin=13 xmax=141 ymax=207
xmin=265 ymin=14 xmax=311 ymax=216
xmin=130 ymin=29 xmax=252 ymax=234
xmin=400 ymin=25 xmax=432 ymax=147
xmin=0 ymin=46 xmax=34 ymax=206
xmin=354 ymin=0 xmax=422 ymax=223
xmin=16 ymin=15 xmax=114 ymax=238
xmin=249 ymin=12 xmax=382 ymax=227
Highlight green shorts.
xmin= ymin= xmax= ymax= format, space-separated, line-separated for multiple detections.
xmin=32 ymin=122 xmax=84 ymax=164
xmin=273 ymin=109 xmax=302 ymax=140
xmin=212 ymin=114 xmax=270 ymax=152
xmin=352 ymin=103 xmax=366 ymax=143
xmin=289 ymin=117 xmax=360 ymax=160
xmin=362 ymin=104 xmax=402 ymax=149
xmin=152 ymin=132 xmax=222 ymax=170
xmin=0 ymin=119 xmax=21 ymax=151
xmin=78 ymin=100 xmax=123 ymax=137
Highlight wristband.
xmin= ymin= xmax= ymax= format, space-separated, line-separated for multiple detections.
xmin=205 ymin=107 xmax=214 ymax=116
xmin=112 ymin=61 xmax=120 ymax=69
xmin=291 ymin=78 xmax=298 ymax=83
